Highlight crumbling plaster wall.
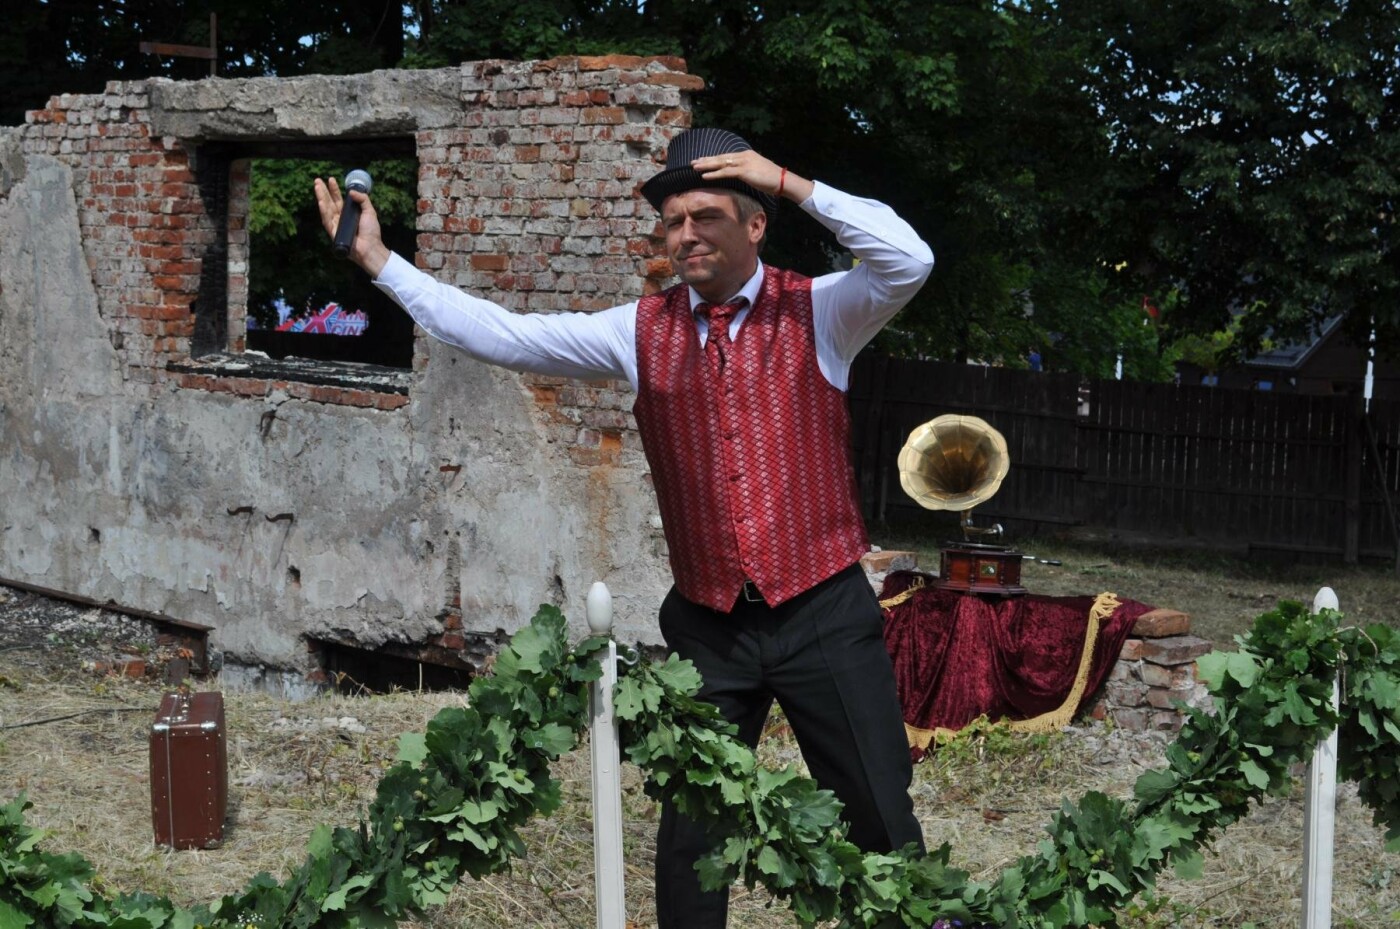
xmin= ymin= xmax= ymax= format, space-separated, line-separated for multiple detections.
xmin=0 ymin=58 xmax=698 ymax=670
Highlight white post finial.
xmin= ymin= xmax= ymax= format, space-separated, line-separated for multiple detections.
xmin=1303 ymin=586 xmax=1340 ymax=929
xmin=1312 ymin=586 xmax=1339 ymax=614
xmin=587 ymin=581 xmax=614 ymax=635
xmin=586 ymin=581 xmax=625 ymax=928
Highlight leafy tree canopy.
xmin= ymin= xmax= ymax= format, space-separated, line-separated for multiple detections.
xmin=1048 ymin=0 xmax=1400 ymax=364
xmin=3 ymin=0 xmax=1396 ymax=375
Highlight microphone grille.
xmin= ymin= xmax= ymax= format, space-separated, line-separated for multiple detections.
xmin=344 ymin=169 xmax=372 ymax=193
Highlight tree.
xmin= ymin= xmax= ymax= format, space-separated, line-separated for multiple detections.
xmin=405 ymin=0 xmax=1126 ymax=371
xmin=0 ymin=0 xmax=406 ymax=125
xmin=11 ymin=1 xmax=1394 ymax=375
xmin=1048 ymin=0 xmax=1400 ymax=362
xmin=246 ymin=156 xmax=417 ymax=330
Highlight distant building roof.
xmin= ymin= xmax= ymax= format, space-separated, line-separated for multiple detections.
xmin=1244 ymin=315 xmax=1344 ymax=371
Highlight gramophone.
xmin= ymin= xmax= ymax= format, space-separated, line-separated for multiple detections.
xmin=896 ymin=414 xmax=1027 ymax=596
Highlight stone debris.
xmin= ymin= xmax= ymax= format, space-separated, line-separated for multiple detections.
xmin=270 ymin=715 xmax=368 ymax=734
xmin=0 ymin=584 xmax=194 ymax=683
xmin=1064 ymin=722 xmax=1173 ymax=770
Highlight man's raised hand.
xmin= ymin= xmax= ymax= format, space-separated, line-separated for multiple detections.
xmin=313 ymin=176 xmax=391 ymax=277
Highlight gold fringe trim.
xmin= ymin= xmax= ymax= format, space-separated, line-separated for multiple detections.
xmin=879 ymin=575 xmax=926 ymax=610
xmin=1005 ymin=591 xmax=1119 ymax=733
xmin=905 ymin=721 xmax=958 ymax=751
xmin=903 ymin=591 xmax=1122 ymax=747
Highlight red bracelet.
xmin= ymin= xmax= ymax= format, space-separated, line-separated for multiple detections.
xmin=778 ymin=167 xmax=787 ymax=197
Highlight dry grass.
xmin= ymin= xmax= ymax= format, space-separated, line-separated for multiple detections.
xmin=3 ymin=538 xmax=1400 ymax=929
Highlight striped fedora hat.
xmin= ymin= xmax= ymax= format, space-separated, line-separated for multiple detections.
xmin=640 ymin=127 xmax=778 ymax=218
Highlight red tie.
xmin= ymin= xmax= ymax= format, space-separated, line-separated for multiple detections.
xmin=696 ymin=299 xmax=747 ymax=372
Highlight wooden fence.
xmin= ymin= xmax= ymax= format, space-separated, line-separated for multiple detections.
xmin=848 ymin=354 xmax=1400 ymax=563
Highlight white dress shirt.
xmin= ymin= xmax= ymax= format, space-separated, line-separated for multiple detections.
xmin=373 ymin=180 xmax=933 ymax=392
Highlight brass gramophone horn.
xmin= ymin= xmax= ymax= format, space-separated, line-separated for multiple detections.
xmin=898 ymin=415 xmax=1026 ymax=595
xmin=897 ymin=414 xmax=1010 ymax=515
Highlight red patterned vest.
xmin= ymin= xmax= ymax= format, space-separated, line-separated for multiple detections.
xmin=633 ymin=267 xmax=869 ymax=611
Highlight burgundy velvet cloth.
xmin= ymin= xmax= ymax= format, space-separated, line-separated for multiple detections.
xmin=880 ymin=571 xmax=1152 ymax=755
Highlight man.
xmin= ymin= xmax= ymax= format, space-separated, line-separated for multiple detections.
xmin=315 ymin=126 xmax=933 ymax=928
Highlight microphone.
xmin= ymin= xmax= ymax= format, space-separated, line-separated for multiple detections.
xmin=332 ymin=169 xmax=373 ymax=258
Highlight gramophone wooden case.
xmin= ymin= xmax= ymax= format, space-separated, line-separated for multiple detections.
xmin=937 ymin=543 xmax=1027 ymax=596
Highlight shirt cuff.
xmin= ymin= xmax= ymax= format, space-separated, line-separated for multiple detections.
xmin=374 ymin=250 xmax=415 ymax=290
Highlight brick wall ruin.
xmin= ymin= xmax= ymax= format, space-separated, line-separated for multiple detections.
xmin=0 ymin=58 xmax=699 ymax=676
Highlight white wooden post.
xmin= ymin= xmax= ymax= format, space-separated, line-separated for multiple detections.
xmin=1302 ymin=586 xmax=1340 ymax=929
xmin=587 ymin=582 xmax=626 ymax=929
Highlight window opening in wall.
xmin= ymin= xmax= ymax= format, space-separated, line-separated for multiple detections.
xmin=234 ymin=141 xmax=417 ymax=370
xmin=312 ymin=638 xmax=473 ymax=695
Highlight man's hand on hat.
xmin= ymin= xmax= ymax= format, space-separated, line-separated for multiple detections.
xmin=692 ymin=150 xmax=814 ymax=203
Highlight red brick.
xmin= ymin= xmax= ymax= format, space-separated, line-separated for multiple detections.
xmin=437 ymin=632 xmax=466 ymax=650
xmin=1132 ymin=608 xmax=1191 ymax=638
xmin=860 ymin=550 xmax=919 ymax=573
xmin=1151 ymin=710 xmax=1185 ymax=732
xmin=1145 ymin=687 xmax=1181 ymax=710
xmin=1139 ymin=663 xmax=1173 ymax=688
xmin=1105 ymin=681 xmax=1149 ymax=706
xmin=1111 ymin=708 xmax=1150 ymax=731
xmin=470 ymin=254 xmax=509 ymax=271
xmin=1118 ymin=638 xmax=1144 ymax=661
xmin=1139 ymin=635 xmax=1213 ymax=666
xmin=580 ymin=107 xmax=625 ymax=126
xmin=374 ymin=394 xmax=410 ymax=411
xmin=578 ymin=54 xmax=649 ymax=71
xmin=642 ymin=72 xmax=706 ymax=91
xmin=229 ymin=379 xmax=271 ymax=397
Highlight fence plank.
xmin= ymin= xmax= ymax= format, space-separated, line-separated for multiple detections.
xmin=847 ymin=355 xmax=1397 ymax=563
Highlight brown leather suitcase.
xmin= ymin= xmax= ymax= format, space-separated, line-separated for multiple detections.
xmin=149 ymin=691 xmax=228 ymax=849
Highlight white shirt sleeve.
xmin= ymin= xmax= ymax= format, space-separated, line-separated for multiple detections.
xmin=370 ymin=180 xmax=931 ymax=394
xmin=803 ymin=181 xmax=935 ymax=390
xmin=372 ymin=252 xmax=640 ymax=388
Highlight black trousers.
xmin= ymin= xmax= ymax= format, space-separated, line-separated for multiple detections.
xmin=653 ymin=562 xmax=924 ymax=929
